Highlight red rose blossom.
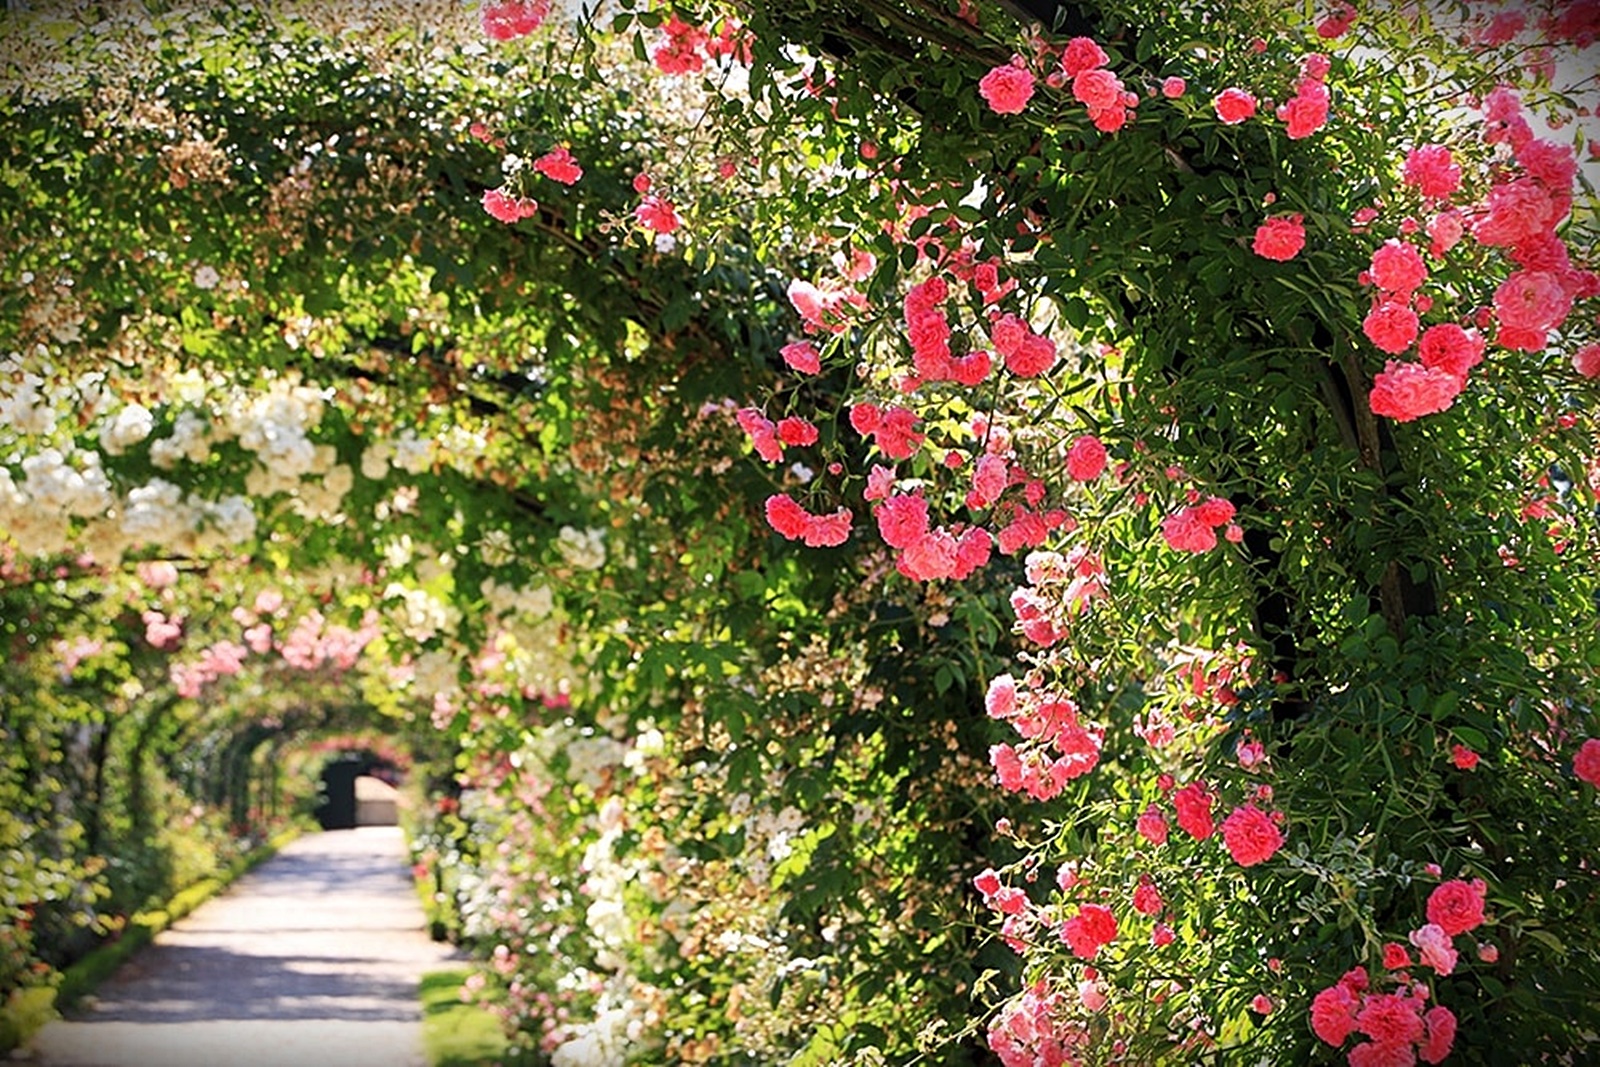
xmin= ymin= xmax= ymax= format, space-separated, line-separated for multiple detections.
xmin=1066 ymin=435 xmax=1108 ymax=481
xmin=1426 ymin=878 xmax=1487 ymax=936
xmin=1220 ymin=802 xmax=1284 ymax=866
xmin=481 ymin=0 xmax=550 ymax=41
xmin=1369 ymin=360 xmax=1462 ymax=422
xmin=1253 ymin=214 xmax=1306 ymax=260
xmin=1060 ymin=36 xmax=1109 ymax=77
xmin=1575 ymin=738 xmax=1600 ymax=785
xmin=1363 ymin=300 xmax=1421 ymax=354
xmin=1404 ymin=145 xmax=1462 ymax=200
xmin=1173 ymin=780 xmax=1215 ymax=839
xmin=1213 ymin=87 xmax=1257 ymax=124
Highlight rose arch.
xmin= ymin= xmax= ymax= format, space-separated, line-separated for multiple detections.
xmin=2 ymin=1 xmax=1598 ymax=1063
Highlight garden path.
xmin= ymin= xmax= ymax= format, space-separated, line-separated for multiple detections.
xmin=28 ymin=827 xmax=461 ymax=1067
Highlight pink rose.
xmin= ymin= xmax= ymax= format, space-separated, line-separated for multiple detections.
xmin=532 ymin=145 xmax=582 ymax=185
xmin=1369 ymin=360 xmax=1462 ymax=422
xmin=1572 ymin=343 xmax=1600 ymax=379
xmin=979 ymin=61 xmax=1036 ymax=115
xmin=764 ymin=494 xmax=809 ymax=539
xmin=482 ymin=188 xmax=538 ymax=223
xmin=1060 ymin=903 xmax=1118 ymax=959
xmin=1363 ymin=299 xmax=1421 ymax=354
xmin=1355 ymin=992 xmax=1425 ymax=1047
xmin=803 ymin=507 xmax=852 ymax=547
xmin=1404 ymin=145 xmax=1462 ymax=200
xmin=1220 ymin=802 xmax=1284 ymax=866
xmin=1253 ymin=214 xmax=1306 ymax=261
xmin=1409 ymin=922 xmax=1459 ymax=976
xmin=1575 ymin=738 xmax=1600 ymax=785
xmin=1474 ymin=178 xmax=1564 ymax=249
xmin=1213 ymin=87 xmax=1258 ymax=124
xmin=1417 ymin=324 xmax=1485 ymax=382
xmin=1420 ymin=1005 xmax=1458 ymax=1065
xmin=1317 ymin=1 xmax=1357 ymax=38
xmin=1426 ymin=878 xmax=1487 ymax=936
xmin=1310 ymin=983 xmax=1360 ymax=1046
xmin=1428 ymin=211 xmax=1465 ymax=255
xmin=875 ymin=493 xmax=930 ymax=549
xmin=1494 ymin=270 xmax=1572 ymax=331
xmin=1161 ymin=509 xmax=1217 ymax=552
xmin=780 ymin=340 xmax=821 ymax=374
xmin=1005 ymin=332 xmax=1058 ymax=378
xmin=1369 ymin=240 xmax=1429 ymax=295
xmin=1137 ymin=804 xmax=1169 ymax=845
xmin=1060 ymin=36 xmax=1110 ymax=77
xmin=776 ymin=416 xmax=818 ymax=446
xmin=1173 ymin=780 xmax=1215 ymax=839
xmin=1192 ymin=496 xmax=1236 ymax=527
xmin=1072 ymin=68 xmax=1123 ymax=111
xmin=481 ymin=0 xmax=550 ymax=41
xmin=1066 ymin=435 xmax=1108 ymax=481
xmin=1517 ymin=137 xmax=1578 ymax=188
xmin=1277 ymin=84 xmax=1330 ymax=138
xmin=636 ymin=194 xmax=680 ymax=234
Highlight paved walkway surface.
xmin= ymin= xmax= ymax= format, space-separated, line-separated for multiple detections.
xmin=29 ymin=827 xmax=462 ymax=1067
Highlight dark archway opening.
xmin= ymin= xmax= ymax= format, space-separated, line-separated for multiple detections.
xmin=314 ymin=751 xmax=403 ymax=830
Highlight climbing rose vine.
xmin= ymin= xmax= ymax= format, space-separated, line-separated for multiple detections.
xmin=2 ymin=0 xmax=1599 ymax=1063
xmin=518 ymin=0 xmax=1600 ymax=1061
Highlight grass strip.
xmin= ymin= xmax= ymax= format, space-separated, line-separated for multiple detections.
xmin=421 ymin=968 xmax=538 ymax=1066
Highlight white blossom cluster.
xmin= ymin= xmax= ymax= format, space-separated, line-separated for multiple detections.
xmin=492 ymin=621 xmax=572 ymax=695
xmin=550 ymin=796 xmax=661 ymax=1066
xmin=437 ymin=422 xmax=490 ymax=473
xmin=292 ymin=462 xmax=354 ymax=520
xmin=477 ymin=527 xmax=516 ymax=567
xmin=0 ymin=365 xmax=56 ymax=436
xmin=0 ymin=447 xmax=108 ymax=555
xmin=97 ymin=402 xmax=154 ymax=456
xmin=383 ymin=582 xmax=461 ymax=643
xmin=123 ymin=481 xmax=258 ymax=557
xmin=0 ymin=354 xmax=110 ymax=442
xmin=549 ymin=991 xmax=645 ymax=1067
xmin=557 ymin=525 xmax=607 ymax=570
xmin=480 ymin=577 xmax=554 ymax=621
xmin=224 ymin=380 xmax=328 ymax=483
xmin=752 ymin=804 xmax=806 ymax=866
xmin=565 ymin=734 xmax=628 ymax=792
xmin=149 ymin=410 xmax=214 ymax=469
xmin=361 ymin=429 xmax=434 ymax=480
xmin=410 ymin=647 xmax=462 ymax=701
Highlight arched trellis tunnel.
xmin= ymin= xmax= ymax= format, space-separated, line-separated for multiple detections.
xmin=1 ymin=1 xmax=1599 ymax=1063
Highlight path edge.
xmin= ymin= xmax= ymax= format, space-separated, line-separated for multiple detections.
xmin=1 ymin=825 xmax=303 ymax=1057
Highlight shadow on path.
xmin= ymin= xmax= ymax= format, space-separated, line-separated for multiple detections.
xmin=30 ymin=827 xmax=463 ymax=1067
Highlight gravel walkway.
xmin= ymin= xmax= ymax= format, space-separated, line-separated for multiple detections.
xmin=28 ymin=827 xmax=462 ymax=1067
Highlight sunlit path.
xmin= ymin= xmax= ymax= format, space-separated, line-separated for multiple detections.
xmin=30 ymin=828 xmax=460 ymax=1067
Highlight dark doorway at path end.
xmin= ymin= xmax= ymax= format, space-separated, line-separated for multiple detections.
xmin=314 ymin=754 xmax=401 ymax=830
